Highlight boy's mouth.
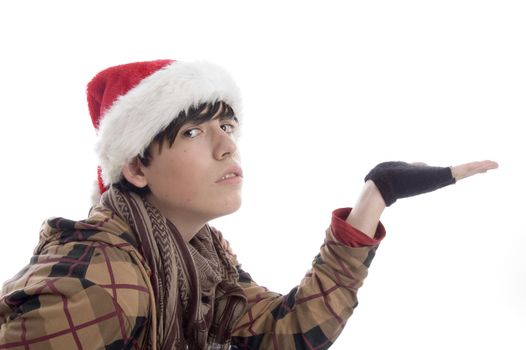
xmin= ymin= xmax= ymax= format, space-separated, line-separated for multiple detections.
xmin=219 ymin=173 xmax=238 ymax=181
xmin=216 ymin=164 xmax=243 ymax=183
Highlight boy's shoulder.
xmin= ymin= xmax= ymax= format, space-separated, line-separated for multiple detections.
xmin=1 ymin=232 xmax=151 ymax=310
xmin=1 ymin=207 xmax=152 ymax=332
xmin=0 ymin=237 xmax=151 ymax=348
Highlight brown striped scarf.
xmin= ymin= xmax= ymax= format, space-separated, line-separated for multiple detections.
xmin=102 ymin=187 xmax=246 ymax=349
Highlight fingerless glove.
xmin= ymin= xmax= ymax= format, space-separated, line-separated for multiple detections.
xmin=364 ymin=161 xmax=456 ymax=206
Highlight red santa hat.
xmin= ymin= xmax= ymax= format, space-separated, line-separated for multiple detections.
xmin=87 ymin=59 xmax=242 ymax=204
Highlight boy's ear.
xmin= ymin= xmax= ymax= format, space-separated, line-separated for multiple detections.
xmin=122 ymin=157 xmax=148 ymax=188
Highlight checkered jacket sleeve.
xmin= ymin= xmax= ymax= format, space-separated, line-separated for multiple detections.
xmin=0 ymin=240 xmax=151 ymax=349
xmin=229 ymin=225 xmax=381 ymax=349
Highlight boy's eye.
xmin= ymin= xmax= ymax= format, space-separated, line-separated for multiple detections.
xmin=183 ymin=128 xmax=201 ymax=138
xmin=221 ymin=123 xmax=236 ymax=134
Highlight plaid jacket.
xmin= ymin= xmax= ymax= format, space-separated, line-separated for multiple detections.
xmin=0 ymin=208 xmax=383 ymax=349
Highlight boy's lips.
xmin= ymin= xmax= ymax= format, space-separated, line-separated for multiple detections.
xmin=216 ymin=164 xmax=243 ymax=183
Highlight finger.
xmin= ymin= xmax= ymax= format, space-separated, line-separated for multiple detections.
xmin=451 ymin=160 xmax=499 ymax=180
xmin=466 ymin=160 xmax=499 ymax=174
xmin=452 ymin=163 xmax=480 ymax=180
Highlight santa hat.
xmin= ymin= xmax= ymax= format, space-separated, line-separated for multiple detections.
xmin=87 ymin=59 xmax=242 ymax=204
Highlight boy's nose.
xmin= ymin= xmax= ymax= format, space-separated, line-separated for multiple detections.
xmin=214 ymin=129 xmax=238 ymax=160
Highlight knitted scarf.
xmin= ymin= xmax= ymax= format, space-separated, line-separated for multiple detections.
xmin=101 ymin=187 xmax=246 ymax=349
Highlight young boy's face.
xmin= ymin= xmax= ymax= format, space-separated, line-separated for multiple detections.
xmin=140 ymin=116 xmax=242 ymax=226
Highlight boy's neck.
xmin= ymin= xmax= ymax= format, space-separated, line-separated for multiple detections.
xmin=170 ymin=218 xmax=206 ymax=242
xmin=145 ymin=194 xmax=206 ymax=242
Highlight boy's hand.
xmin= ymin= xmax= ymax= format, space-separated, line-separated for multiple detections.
xmin=364 ymin=160 xmax=498 ymax=206
xmin=347 ymin=160 xmax=498 ymax=238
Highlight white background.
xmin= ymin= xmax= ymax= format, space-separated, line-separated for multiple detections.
xmin=0 ymin=1 xmax=524 ymax=349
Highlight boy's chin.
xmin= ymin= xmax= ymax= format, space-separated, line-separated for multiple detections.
xmin=212 ymin=199 xmax=242 ymax=219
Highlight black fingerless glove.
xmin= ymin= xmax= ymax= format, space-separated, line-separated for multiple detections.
xmin=364 ymin=161 xmax=456 ymax=206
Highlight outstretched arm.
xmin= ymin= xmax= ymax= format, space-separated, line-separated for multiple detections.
xmin=230 ymin=159 xmax=497 ymax=349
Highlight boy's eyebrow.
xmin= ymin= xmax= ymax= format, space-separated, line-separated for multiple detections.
xmin=215 ymin=114 xmax=239 ymax=123
xmin=183 ymin=114 xmax=238 ymax=128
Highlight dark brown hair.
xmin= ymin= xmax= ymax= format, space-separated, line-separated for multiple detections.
xmin=115 ymin=100 xmax=237 ymax=195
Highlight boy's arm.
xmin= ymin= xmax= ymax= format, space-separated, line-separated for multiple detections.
xmin=0 ymin=244 xmax=150 ymax=349
xmin=345 ymin=180 xmax=385 ymax=238
xmin=229 ymin=160 xmax=497 ymax=349
xmin=225 ymin=216 xmax=384 ymax=349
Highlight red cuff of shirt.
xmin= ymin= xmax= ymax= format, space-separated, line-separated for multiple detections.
xmin=331 ymin=208 xmax=386 ymax=247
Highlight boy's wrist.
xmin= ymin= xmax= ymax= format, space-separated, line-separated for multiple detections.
xmin=345 ymin=180 xmax=386 ymax=238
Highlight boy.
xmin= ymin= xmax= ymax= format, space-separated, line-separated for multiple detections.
xmin=0 ymin=59 xmax=497 ymax=349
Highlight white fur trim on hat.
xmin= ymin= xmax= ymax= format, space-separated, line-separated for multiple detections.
xmin=95 ymin=61 xmax=242 ymax=187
